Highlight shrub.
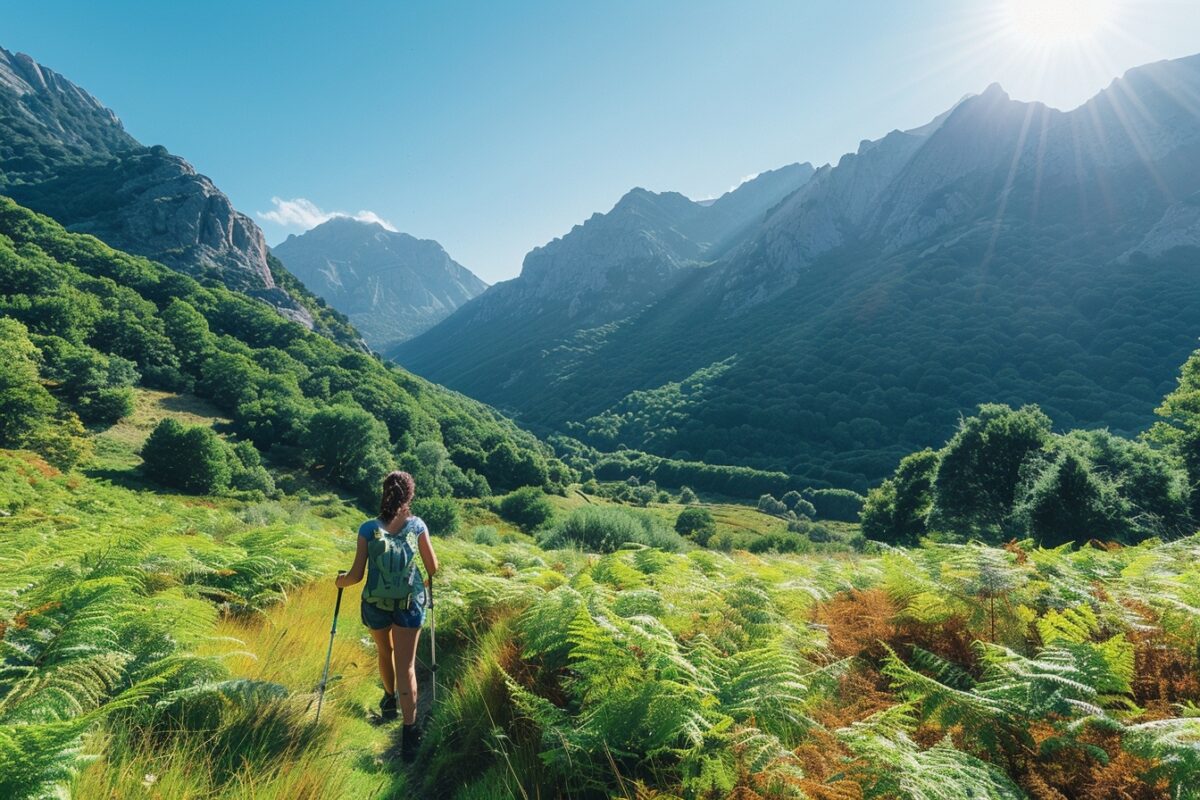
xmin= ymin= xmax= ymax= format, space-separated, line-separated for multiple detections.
xmin=140 ymin=418 xmax=231 ymax=494
xmin=805 ymin=488 xmax=866 ymax=522
xmin=861 ymin=449 xmax=938 ymax=545
xmin=929 ymin=403 xmax=1052 ymax=536
xmin=792 ymin=498 xmax=817 ymax=519
xmin=228 ymin=441 xmax=276 ymax=495
xmin=413 ymin=495 xmax=460 ymax=536
xmin=540 ymin=506 xmax=684 ymax=553
xmin=497 ymin=486 xmax=556 ymax=531
xmin=77 ymin=387 xmax=136 ymax=425
xmin=304 ymin=404 xmax=393 ymax=502
xmin=675 ymin=507 xmax=716 ymax=544
xmin=678 ymin=486 xmax=698 ymax=504
xmin=471 ymin=525 xmax=499 ymax=545
xmin=483 ymin=441 xmax=550 ymax=493
xmin=757 ymin=494 xmax=788 ymax=517
xmin=747 ymin=531 xmax=807 ymax=554
xmin=706 ymin=531 xmax=737 ymax=552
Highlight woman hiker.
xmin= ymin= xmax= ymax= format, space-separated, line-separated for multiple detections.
xmin=336 ymin=470 xmax=439 ymax=760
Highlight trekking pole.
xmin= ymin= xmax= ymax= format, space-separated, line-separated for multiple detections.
xmin=315 ymin=573 xmax=345 ymax=725
xmin=428 ymin=574 xmax=438 ymax=706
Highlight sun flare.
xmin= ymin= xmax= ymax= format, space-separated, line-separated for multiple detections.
xmin=1005 ymin=0 xmax=1116 ymax=45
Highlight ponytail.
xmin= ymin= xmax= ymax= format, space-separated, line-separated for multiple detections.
xmin=380 ymin=470 xmax=415 ymax=523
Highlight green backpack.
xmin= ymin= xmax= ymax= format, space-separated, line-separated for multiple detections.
xmin=362 ymin=520 xmax=420 ymax=610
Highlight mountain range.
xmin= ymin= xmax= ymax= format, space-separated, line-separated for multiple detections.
xmin=272 ymin=217 xmax=487 ymax=351
xmin=397 ymin=53 xmax=1200 ymax=490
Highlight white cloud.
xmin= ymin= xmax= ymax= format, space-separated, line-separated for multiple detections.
xmin=257 ymin=196 xmax=397 ymax=232
xmin=730 ymin=172 xmax=760 ymax=192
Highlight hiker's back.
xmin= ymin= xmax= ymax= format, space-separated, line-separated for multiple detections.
xmin=359 ymin=516 xmax=428 ymax=609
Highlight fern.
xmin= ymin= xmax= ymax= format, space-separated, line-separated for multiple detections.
xmin=838 ymin=705 xmax=1025 ymax=800
xmin=1122 ymin=713 xmax=1200 ymax=798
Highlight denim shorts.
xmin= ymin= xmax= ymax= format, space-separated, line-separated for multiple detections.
xmin=361 ymin=597 xmax=425 ymax=630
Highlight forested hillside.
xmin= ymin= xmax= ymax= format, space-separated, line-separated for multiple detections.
xmin=399 ymin=54 xmax=1200 ymax=491
xmin=0 ymin=197 xmax=564 ymax=503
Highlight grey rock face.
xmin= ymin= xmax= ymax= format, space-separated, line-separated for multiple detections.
xmin=0 ymin=47 xmax=136 ymax=181
xmin=1128 ymin=192 xmax=1200 ymax=259
xmin=480 ymin=162 xmax=816 ymax=322
xmin=57 ymin=148 xmax=275 ymax=288
xmin=0 ymin=46 xmax=310 ymax=327
xmin=717 ymin=54 xmax=1200 ymax=310
xmin=272 ymin=217 xmax=485 ymax=350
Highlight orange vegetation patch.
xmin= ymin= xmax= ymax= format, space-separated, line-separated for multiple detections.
xmin=1022 ymin=724 xmax=1168 ymax=800
xmin=813 ymin=588 xmax=898 ymax=660
xmin=1119 ymin=599 xmax=1200 ymax=712
xmin=895 ymin=613 xmax=978 ymax=673
xmin=1003 ymin=539 xmax=1029 ymax=564
xmin=810 ymin=666 xmax=895 ymax=730
xmin=793 ymin=727 xmax=865 ymax=800
xmin=14 ymin=451 xmax=59 ymax=479
xmin=11 ymin=600 xmax=62 ymax=631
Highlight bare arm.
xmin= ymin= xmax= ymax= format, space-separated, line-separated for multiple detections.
xmin=418 ymin=531 xmax=439 ymax=581
xmin=335 ymin=536 xmax=368 ymax=587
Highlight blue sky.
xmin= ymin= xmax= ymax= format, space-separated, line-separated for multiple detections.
xmin=4 ymin=1 xmax=1200 ymax=283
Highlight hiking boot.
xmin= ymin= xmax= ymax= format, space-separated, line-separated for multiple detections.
xmin=401 ymin=722 xmax=422 ymax=761
xmin=379 ymin=692 xmax=398 ymax=720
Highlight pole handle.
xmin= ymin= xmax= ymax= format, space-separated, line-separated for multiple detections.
xmin=332 ymin=574 xmax=345 ymax=632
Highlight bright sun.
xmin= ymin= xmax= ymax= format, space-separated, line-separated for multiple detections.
xmin=1005 ymin=0 xmax=1116 ymax=45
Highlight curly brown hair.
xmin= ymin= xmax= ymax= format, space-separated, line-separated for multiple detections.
xmin=380 ymin=470 xmax=415 ymax=523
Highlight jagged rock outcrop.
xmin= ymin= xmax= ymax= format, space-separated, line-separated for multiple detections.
xmin=0 ymin=46 xmax=311 ymax=327
xmin=393 ymin=161 xmax=814 ymax=368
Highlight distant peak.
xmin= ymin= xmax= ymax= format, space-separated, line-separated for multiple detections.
xmin=325 ymin=214 xmax=383 ymax=228
xmin=980 ymin=82 xmax=1009 ymax=100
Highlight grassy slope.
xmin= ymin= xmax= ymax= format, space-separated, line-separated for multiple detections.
xmin=90 ymin=389 xmax=231 ymax=472
xmin=545 ymin=489 xmax=861 ymax=547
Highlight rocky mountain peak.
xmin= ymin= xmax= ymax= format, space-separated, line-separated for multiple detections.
xmin=272 ymin=217 xmax=486 ymax=350
xmin=0 ymin=46 xmax=316 ymax=327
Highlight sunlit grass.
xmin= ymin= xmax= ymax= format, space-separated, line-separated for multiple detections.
xmin=90 ymin=388 xmax=231 ymax=472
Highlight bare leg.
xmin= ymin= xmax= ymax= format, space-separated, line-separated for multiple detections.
xmin=391 ymin=624 xmax=422 ymax=724
xmin=369 ymin=626 xmax=395 ymax=694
